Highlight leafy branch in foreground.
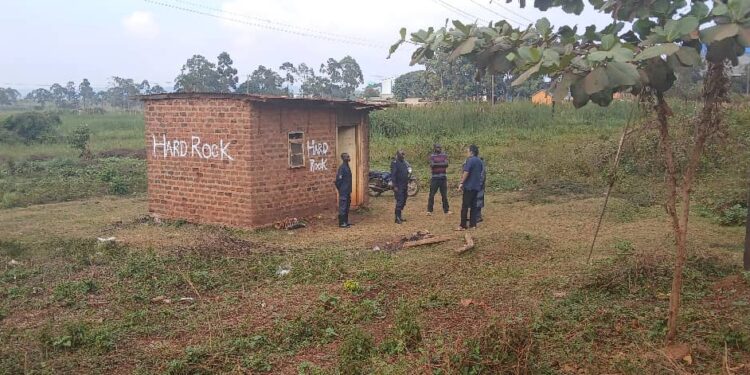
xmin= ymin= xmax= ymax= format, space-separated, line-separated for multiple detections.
xmin=389 ymin=0 xmax=750 ymax=343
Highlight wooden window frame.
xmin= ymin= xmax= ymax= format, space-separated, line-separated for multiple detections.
xmin=288 ymin=131 xmax=305 ymax=168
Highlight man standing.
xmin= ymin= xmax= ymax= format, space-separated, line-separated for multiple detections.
xmin=427 ymin=143 xmax=450 ymax=215
xmin=456 ymin=145 xmax=483 ymax=230
xmin=391 ymin=149 xmax=410 ymax=224
xmin=335 ymin=153 xmax=352 ymax=228
xmin=476 ymin=157 xmax=486 ymax=222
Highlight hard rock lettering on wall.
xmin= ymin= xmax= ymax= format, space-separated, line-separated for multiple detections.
xmin=307 ymin=140 xmax=329 ymax=172
xmin=151 ymin=134 xmax=234 ymax=161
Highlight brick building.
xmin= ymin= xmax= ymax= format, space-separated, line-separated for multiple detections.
xmin=141 ymin=93 xmax=386 ymax=228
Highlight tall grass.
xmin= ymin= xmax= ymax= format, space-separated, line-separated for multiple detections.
xmin=0 ymin=112 xmax=144 ymax=160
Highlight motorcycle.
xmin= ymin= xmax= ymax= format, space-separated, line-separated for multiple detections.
xmin=368 ymin=165 xmax=419 ymax=197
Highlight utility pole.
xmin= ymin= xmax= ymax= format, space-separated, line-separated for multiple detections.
xmin=246 ymin=74 xmax=251 ymax=94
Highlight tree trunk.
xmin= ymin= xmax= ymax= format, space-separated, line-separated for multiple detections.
xmin=662 ymin=62 xmax=728 ymax=342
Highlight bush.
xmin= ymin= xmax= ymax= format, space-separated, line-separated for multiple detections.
xmin=338 ymin=328 xmax=374 ymax=375
xmin=69 ymin=125 xmax=91 ymax=158
xmin=1 ymin=112 xmax=61 ymax=143
xmin=718 ymin=204 xmax=748 ymax=226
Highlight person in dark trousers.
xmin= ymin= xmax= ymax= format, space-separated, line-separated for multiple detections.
xmin=391 ymin=149 xmax=410 ymax=224
xmin=476 ymin=157 xmax=486 ymax=222
xmin=427 ymin=143 xmax=450 ymax=215
xmin=334 ymin=153 xmax=352 ymax=228
xmin=456 ymin=145 xmax=483 ymax=231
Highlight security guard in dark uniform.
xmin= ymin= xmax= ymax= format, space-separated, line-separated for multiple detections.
xmin=390 ymin=149 xmax=410 ymax=224
xmin=335 ymin=153 xmax=353 ymax=228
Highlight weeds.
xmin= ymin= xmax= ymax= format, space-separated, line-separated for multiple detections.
xmin=338 ymin=327 xmax=374 ymax=375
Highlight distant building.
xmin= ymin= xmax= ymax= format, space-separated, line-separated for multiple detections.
xmin=380 ymin=77 xmax=394 ymax=99
xmin=531 ymin=90 xmax=553 ymax=105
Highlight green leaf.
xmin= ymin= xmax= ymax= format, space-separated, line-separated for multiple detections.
xmin=583 ymin=67 xmax=610 ymax=94
xmin=561 ymin=0 xmax=585 ymax=14
xmin=571 ymin=79 xmax=590 ymax=108
xmin=558 ymin=25 xmax=578 ymax=44
xmin=674 ymin=47 xmax=701 ymax=66
xmin=452 ymin=20 xmax=470 ymax=35
xmin=490 ymin=53 xmax=514 ymax=74
xmin=387 ymin=40 xmax=404 ymax=59
xmin=542 ymin=49 xmax=560 ymax=67
xmin=663 ymin=16 xmax=698 ymax=41
xmin=701 ymin=23 xmax=740 ymax=43
xmin=610 ymin=45 xmax=635 ymax=62
xmin=590 ymin=90 xmax=614 ymax=106
xmin=399 ymin=27 xmax=407 ymax=40
xmin=536 ymin=18 xmax=551 ymax=35
xmin=606 ymin=61 xmax=639 ymax=86
xmin=534 ymin=0 xmax=554 ymax=11
xmin=449 ymin=37 xmax=477 ymax=61
xmin=712 ymin=3 xmax=729 ymax=16
xmin=644 ymin=58 xmax=676 ymax=93
xmin=635 ymin=43 xmax=680 ymax=60
xmin=551 ymin=73 xmax=576 ymax=102
xmin=727 ymin=0 xmax=750 ymax=21
xmin=517 ymin=46 xmax=542 ymax=63
xmin=587 ymin=50 xmax=611 ymax=62
xmin=601 ymin=34 xmax=616 ymax=50
xmin=511 ymin=61 xmax=542 ymax=86
xmin=689 ymin=2 xmax=709 ymax=19
xmin=633 ymin=19 xmax=657 ymax=39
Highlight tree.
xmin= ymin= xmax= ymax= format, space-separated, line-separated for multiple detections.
xmin=65 ymin=81 xmax=79 ymax=109
xmin=26 ymin=88 xmax=53 ymax=106
xmin=335 ymin=56 xmax=364 ymax=98
xmin=138 ymin=80 xmax=151 ymax=95
xmin=174 ymin=54 xmax=221 ymax=93
xmin=363 ymin=83 xmax=381 ymax=98
xmin=0 ymin=87 xmax=20 ymax=105
xmin=149 ymin=84 xmax=167 ymax=94
xmin=390 ymin=0 xmax=750 ymax=342
xmin=79 ymin=79 xmax=95 ymax=110
xmin=216 ymin=52 xmax=239 ymax=93
xmin=237 ymin=65 xmax=286 ymax=95
xmin=50 ymin=83 xmax=69 ymax=108
xmin=280 ymin=62 xmax=297 ymax=96
xmin=106 ymin=77 xmax=140 ymax=109
xmin=393 ymin=71 xmax=432 ymax=100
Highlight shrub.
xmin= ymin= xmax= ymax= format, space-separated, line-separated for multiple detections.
xmin=1 ymin=112 xmax=61 ymax=143
xmin=69 ymin=125 xmax=92 ymax=158
xmin=338 ymin=328 xmax=374 ymax=375
xmin=718 ymin=204 xmax=747 ymax=226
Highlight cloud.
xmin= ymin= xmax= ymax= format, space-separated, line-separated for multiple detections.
xmin=122 ymin=11 xmax=159 ymax=38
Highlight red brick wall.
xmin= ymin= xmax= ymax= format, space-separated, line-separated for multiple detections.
xmin=144 ymin=97 xmax=369 ymax=228
xmin=145 ymin=98 xmax=255 ymax=227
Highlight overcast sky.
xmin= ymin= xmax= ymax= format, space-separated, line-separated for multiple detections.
xmin=1 ymin=0 xmax=613 ymax=92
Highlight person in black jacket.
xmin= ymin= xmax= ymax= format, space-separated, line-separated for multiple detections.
xmin=390 ymin=149 xmax=410 ymax=224
xmin=335 ymin=153 xmax=353 ymax=228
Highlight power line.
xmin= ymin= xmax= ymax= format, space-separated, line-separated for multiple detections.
xmin=467 ymin=0 xmax=527 ymax=25
xmin=144 ymin=0 xmax=388 ymax=48
xmin=431 ymin=0 xmax=489 ymax=23
xmin=165 ymin=0 xmax=383 ymax=46
xmin=487 ymin=0 xmax=535 ymax=23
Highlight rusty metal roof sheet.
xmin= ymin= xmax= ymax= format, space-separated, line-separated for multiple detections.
xmin=138 ymin=92 xmax=391 ymax=110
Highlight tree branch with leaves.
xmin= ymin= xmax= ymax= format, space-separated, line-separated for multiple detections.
xmin=389 ymin=0 xmax=750 ymax=342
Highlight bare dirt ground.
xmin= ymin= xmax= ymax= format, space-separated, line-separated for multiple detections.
xmin=1 ymin=191 xmax=748 ymax=374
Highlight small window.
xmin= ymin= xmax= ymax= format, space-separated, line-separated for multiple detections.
xmin=288 ymin=132 xmax=304 ymax=168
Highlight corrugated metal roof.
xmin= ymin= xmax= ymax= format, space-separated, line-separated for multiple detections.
xmin=138 ymin=92 xmax=391 ymax=110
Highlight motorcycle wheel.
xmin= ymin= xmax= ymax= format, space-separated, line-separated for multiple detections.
xmin=407 ymin=179 xmax=419 ymax=196
xmin=368 ymin=177 xmax=383 ymax=197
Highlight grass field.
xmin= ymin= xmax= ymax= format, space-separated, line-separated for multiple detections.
xmin=1 ymin=103 xmax=749 ymax=373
